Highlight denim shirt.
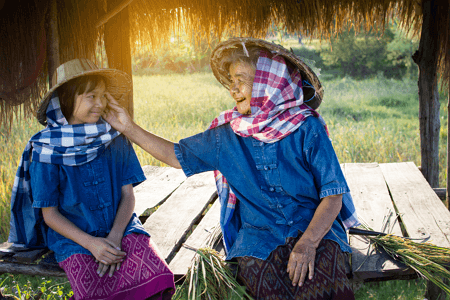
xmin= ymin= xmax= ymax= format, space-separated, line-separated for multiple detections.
xmin=30 ymin=135 xmax=148 ymax=262
xmin=174 ymin=116 xmax=351 ymax=261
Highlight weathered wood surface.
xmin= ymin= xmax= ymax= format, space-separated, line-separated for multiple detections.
xmin=380 ymin=162 xmax=450 ymax=247
xmin=0 ymin=261 xmax=65 ymax=277
xmin=134 ymin=166 xmax=186 ymax=217
xmin=143 ymin=171 xmax=217 ymax=262
xmin=342 ymin=163 xmax=413 ymax=281
xmin=3 ymin=162 xmax=450 ymax=288
xmin=169 ymin=199 xmax=221 ymax=280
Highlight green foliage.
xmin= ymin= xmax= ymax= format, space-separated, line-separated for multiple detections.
xmin=0 ymin=274 xmax=72 ymax=299
xmin=133 ymin=34 xmax=218 ymax=75
xmin=1 ymin=68 xmax=448 ymax=299
xmin=320 ymin=23 xmax=419 ymax=79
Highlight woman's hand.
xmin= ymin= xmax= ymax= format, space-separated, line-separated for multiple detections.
xmin=287 ymin=238 xmax=317 ymax=287
xmin=103 ymin=93 xmax=134 ymax=134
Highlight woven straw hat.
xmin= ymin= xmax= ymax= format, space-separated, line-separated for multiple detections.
xmin=37 ymin=58 xmax=132 ymax=125
xmin=210 ymin=37 xmax=323 ymax=110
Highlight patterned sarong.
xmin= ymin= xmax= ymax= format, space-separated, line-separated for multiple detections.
xmin=237 ymin=232 xmax=355 ymax=300
xmin=59 ymin=234 xmax=175 ymax=300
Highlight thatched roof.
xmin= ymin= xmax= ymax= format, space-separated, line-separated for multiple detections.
xmin=1 ymin=0 xmax=447 ymax=126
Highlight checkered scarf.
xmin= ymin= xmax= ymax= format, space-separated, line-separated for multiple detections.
xmin=209 ymin=51 xmax=359 ymax=250
xmin=8 ymin=92 xmax=120 ymax=247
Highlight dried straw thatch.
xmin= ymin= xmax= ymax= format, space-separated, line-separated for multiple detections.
xmin=2 ymin=0 xmax=448 ymax=127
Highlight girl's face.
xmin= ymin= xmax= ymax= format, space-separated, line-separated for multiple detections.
xmin=68 ymin=80 xmax=107 ymax=125
xmin=229 ymin=61 xmax=255 ymax=115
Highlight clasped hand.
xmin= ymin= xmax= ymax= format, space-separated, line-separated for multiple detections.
xmin=287 ymin=239 xmax=317 ymax=287
xmin=87 ymin=236 xmax=126 ymax=278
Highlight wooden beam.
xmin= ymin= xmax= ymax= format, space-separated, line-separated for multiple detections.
xmin=96 ymin=0 xmax=135 ymax=28
xmin=45 ymin=0 xmax=60 ymax=87
xmin=104 ymin=0 xmax=134 ymax=119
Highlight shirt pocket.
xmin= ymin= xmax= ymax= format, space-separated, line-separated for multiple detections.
xmin=235 ymin=222 xmax=275 ymax=251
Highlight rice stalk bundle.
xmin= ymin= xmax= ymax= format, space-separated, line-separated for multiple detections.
xmin=173 ymin=224 xmax=254 ymax=300
xmin=360 ymin=225 xmax=450 ymax=295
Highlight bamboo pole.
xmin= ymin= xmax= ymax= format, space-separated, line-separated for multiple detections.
xmin=96 ymin=0 xmax=135 ymax=28
xmin=45 ymin=0 xmax=60 ymax=88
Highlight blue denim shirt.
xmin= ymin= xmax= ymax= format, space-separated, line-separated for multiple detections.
xmin=174 ymin=116 xmax=351 ymax=261
xmin=30 ymin=135 xmax=148 ymax=262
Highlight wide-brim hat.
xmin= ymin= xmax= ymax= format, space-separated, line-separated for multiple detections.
xmin=210 ymin=37 xmax=323 ymax=110
xmin=37 ymin=58 xmax=132 ymax=125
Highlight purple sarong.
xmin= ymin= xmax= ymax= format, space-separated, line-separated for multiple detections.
xmin=59 ymin=234 xmax=175 ymax=300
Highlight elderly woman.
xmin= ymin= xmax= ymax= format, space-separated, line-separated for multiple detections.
xmin=104 ymin=37 xmax=359 ymax=300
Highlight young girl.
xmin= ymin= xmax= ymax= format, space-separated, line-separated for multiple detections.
xmin=8 ymin=58 xmax=175 ymax=300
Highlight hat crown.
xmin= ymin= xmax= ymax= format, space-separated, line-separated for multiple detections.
xmin=52 ymin=58 xmax=99 ymax=87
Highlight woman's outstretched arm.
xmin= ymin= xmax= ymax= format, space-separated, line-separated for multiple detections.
xmin=103 ymin=93 xmax=181 ymax=169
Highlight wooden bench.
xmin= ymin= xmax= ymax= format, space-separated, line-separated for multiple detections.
xmin=1 ymin=162 xmax=450 ymax=294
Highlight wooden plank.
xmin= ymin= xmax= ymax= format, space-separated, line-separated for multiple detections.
xmin=380 ymin=162 xmax=450 ymax=247
xmin=133 ymin=166 xmax=186 ymax=217
xmin=96 ymin=0 xmax=135 ymax=28
xmin=0 ymin=262 xmax=66 ymax=277
xmin=343 ymin=163 xmax=412 ymax=281
xmin=143 ymin=171 xmax=217 ymax=262
xmin=169 ymin=199 xmax=221 ymax=279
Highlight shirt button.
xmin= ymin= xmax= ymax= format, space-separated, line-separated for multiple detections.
xmin=264 ymin=166 xmax=268 ymax=170
xmin=277 ymin=204 xmax=282 ymax=209
xmin=288 ymin=221 xmax=294 ymax=225
xmin=269 ymin=187 xmax=274 ymax=192
xmin=94 ymin=181 xmax=98 ymax=185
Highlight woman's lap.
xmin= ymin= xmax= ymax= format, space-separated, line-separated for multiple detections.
xmin=237 ymin=232 xmax=355 ymax=300
xmin=59 ymin=234 xmax=175 ymax=300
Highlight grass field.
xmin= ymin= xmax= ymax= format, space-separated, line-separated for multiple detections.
xmin=0 ymin=71 xmax=449 ymax=299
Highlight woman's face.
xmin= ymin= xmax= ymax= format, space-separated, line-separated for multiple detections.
xmin=229 ymin=61 xmax=256 ymax=115
xmin=68 ymin=80 xmax=107 ymax=125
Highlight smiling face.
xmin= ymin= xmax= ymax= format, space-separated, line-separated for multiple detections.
xmin=68 ymin=80 xmax=107 ymax=125
xmin=229 ymin=61 xmax=256 ymax=115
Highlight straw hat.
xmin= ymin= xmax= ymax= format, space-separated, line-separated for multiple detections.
xmin=210 ymin=37 xmax=323 ymax=110
xmin=36 ymin=58 xmax=132 ymax=125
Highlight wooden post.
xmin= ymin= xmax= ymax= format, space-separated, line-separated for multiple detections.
xmin=104 ymin=0 xmax=133 ymax=119
xmin=412 ymin=0 xmax=440 ymax=189
xmin=45 ymin=0 xmax=60 ymax=87
xmin=447 ymin=83 xmax=450 ymax=210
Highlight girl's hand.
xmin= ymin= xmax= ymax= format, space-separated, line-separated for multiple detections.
xmin=97 ymin=232 xmax=124 ymax=277
xmin=103 ymin=93 xmax=134 ymax=133
xmin=96 ymin=261 xmax=121 ymax=278
xmin=87 ymin=237 xmax=126 ymax=266
xmin=287 ymin=238 xmax=317 ymax=287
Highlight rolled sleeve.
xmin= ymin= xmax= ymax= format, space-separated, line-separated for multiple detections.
xmin=305 ymin=118 xmax=350 ymax=199
xmin=30 ymin=161 xmax=59 ymax=208
xmin=174 ymin=129 xmax=219 ymax=177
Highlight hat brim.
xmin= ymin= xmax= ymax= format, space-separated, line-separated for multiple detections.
xmin=210 ymin=37 xmax=323 ymax=110
xmin=36 ymin=68 xmax=132 ymax=125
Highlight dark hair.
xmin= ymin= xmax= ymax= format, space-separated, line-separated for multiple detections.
xmin=57 ymin=75 xmax=105 ymax=119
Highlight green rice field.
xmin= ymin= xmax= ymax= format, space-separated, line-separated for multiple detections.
xmin=0 ymin=71 xmax=449 ymax=299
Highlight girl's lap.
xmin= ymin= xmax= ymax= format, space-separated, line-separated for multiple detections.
xmin=59 ymin=234 xmax=175 ymax=300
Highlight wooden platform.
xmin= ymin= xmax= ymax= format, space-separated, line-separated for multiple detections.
xmin=1 ymin=162 xmax=450 ymax=285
